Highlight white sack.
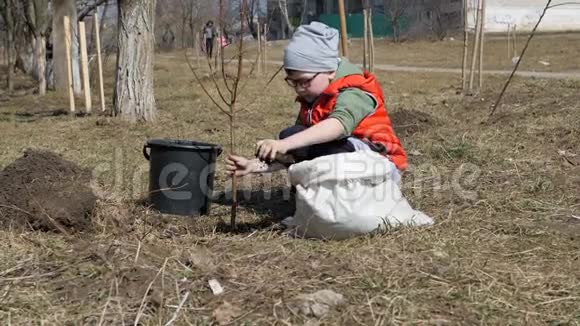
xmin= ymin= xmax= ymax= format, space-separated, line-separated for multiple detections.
xmin=287 ymin=151 xmax=433 ymax=240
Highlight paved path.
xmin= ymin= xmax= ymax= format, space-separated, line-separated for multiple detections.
xmin=264 ymin=60 xmax=580 ymax=80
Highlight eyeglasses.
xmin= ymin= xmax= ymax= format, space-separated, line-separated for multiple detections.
xmin=285 ymin=72 xmax=320 ymax=88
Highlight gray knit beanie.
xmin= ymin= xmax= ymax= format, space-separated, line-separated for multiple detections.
xmin=283 ymin=22 xmax=340 ymax=72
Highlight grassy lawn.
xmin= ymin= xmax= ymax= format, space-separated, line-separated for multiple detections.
xmin=0 ymin=44 xmax=579 ymax=324
xmin=234 ymin=32 xmax=580 ymax=73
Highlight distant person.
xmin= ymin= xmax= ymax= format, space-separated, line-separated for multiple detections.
xmin=203 ymin=20 xmax=216 ymax=58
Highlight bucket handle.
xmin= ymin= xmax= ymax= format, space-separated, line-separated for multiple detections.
xmin=143 ymin=143 xmax=222 ymax=161
xmin=143 ymin=143 xmax=150 ymax=160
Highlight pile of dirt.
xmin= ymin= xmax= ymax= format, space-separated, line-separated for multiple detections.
xmin=0 ymin=149 xmax=97 ymax=232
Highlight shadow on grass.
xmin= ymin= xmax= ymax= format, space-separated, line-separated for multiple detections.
xmin=0 ymin=109 xmax=98 ymax=122
xmin=212 ymin=188 xmax=295 ymax=234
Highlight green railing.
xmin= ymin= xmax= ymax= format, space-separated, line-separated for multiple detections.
xmin=317 ymin=13 xmax=410 ymax=38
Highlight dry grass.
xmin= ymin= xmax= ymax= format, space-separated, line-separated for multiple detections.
xmin=0 ymin=43 xmax=579 ymax=325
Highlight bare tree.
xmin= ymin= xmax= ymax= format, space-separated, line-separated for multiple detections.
xmin=23 ymin=0 xmax=50 ymax=95
xmin=244 ymin=0 xmax=266 ymax=38
xmin=177 ymin=0 xmax=191 ymax=48
xmin=113 ymin=0 xmax=157 ymax=122
xmin=424 ymin=0 xmax=449 ymax=40
xmin=0 ymin=0 xmax=15 ymax=91
xmin=384 ymin=0 xmax=410 ymax=43
xmin=277 ymin=0 xmax=295 ymax=37
xmin=187 ymin=0 xmax=282 ymax=228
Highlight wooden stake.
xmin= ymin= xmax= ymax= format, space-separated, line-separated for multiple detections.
xmin=64 ymin=16 xmax=75 ymax=113
xmin=94 ymin=14 xmax=106 ymax=112
xmin=363 ymin=8 xmax=368 ymax=71
xmin=196 ymin=28 xmax=200 ymax=67
xmin=263 ymin=23 xmax=267 ymax=74
xmin=507 ymin=24 xmax=512 ymax=59
xmin=513 ymin=24 xmax=517 ymax=58
xmin=256 ymin=22 xmax=262 ymax=75
xmin=337 ymin=0 xmax=349 ymax=57
xmin=214 ymin=29 xmax=219 ymax=69
xmin=468 ymin=0 xmax=482 ymax=92
xmin=79 ymin=21 xmax=92 ymax=113
xmin=368 ymin=9 xmax=375 ymax=72
xmin=461 ymin=0 xmax=469 ymax=90
xmin=3 ymin=28 xmax=7 ymax=67
xmin=478 ymin=0 xmax=486 ymax=90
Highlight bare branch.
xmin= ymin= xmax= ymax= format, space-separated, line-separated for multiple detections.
xmin=237 ymin=48 xmax=264 ymax=95
xmin=231 ymin=0 xmax=246 ymax=103
xmin=547 ymin=2 xmax=580 ymax=8
xmin=237 ymin=64 xmax=283 ymax=114
xmin=489 ymin=0 xmax=553 ymax=117
xmin=205 ymin=55 xmax=233 ymax=106
xmin=78 ymin=0 xmax=108 ymax=21
xmin=185 ymin=50 xmax=231 ymax=117
xmin=219 ymin=1 xmax=233 ymax=95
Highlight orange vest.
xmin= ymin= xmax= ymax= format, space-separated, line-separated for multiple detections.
xmin=298 ymin=71 xmax=408 ymax=171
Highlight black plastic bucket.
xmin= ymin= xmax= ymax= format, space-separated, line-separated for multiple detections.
xmin=143 ymin=139 xmax=222 ymax=216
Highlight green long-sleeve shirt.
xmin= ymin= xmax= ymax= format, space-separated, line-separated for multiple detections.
xmin=297 ymin=59 xmax=376 ymax=136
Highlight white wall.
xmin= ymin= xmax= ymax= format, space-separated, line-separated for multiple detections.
xmin=467 ymin=0 xmax=580 ymax=32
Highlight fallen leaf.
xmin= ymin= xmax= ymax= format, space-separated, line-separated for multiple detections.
xmin=409 ymin=149 xmax=423 ymax=156
xmin=213 ymin=301 xmax=241 ymax=325
xmin=291 ymin=290 xmax=345 ymax=318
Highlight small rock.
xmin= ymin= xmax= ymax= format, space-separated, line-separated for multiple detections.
xmin=291 ymin=290 xmax=345 ymax=318
xmin=213 ymin=301 xmax=242 ymax=325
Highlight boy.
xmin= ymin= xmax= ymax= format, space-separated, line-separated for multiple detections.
xmin=226 ymin=22 xmax=406 ymax=177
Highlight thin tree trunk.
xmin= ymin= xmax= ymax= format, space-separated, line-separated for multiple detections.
xmin=94 ymin=13 xmax=106 ymax=112
xmin=363 ymin=8 xmax=368 ymax=70
xmin=468 ymin=0 xmax=482 ymax=92
xmin=114 ymin=0 xmax=157 ymax=122
xmin=369 ymin=11 xmax=374 ymax=72
xmin=337 ymin=0 xmax=348 ymax=57
xmin=5 ymin=1 xmax=14 ymax=91
xmin=263 ymin=23 xmax=267 ymax=74
xmin=257 ymin=22 xmax=261 ymax=75
xmin=478 ymin=0 xmax=485 ymax=90
xmin=35 ymin=36 xmax=47 ymax=95
xmin=506 ymin=24 xmax=511 ymax=59
xmin=278 ymin=0 xmax=294 ymax=37
xmin=461 ymin=0 xmax=469 ymax=91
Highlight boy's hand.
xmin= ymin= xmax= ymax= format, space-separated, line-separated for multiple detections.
xmin=256 ymin=139 xmax=289 ymax=163
xmin=225 ymin=155 xmax=255 ymax=177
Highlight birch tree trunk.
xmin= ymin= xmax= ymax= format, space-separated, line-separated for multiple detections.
xmin=113 ymin=0 xmax=157 ymax=122
xmin=278 ymin=0 xmax=294 ymax=37
xmin=35 ymin=35 xmax=46 ymax=95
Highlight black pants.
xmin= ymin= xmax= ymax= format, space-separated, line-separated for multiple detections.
xmin=278 ymin=125 xmax=355 ymax=163
xmin=205 ymin=38 xmax=214 ymax=58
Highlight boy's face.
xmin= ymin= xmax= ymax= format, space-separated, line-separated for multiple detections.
xmin=285 ymin=70 xmax=336 ymax=102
